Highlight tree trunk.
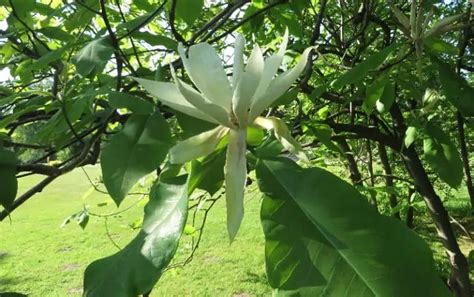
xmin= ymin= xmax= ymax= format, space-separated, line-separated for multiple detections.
xmin=378 ymin=143 xmax=400 ymax=219
xmin=456 ymin=112 xmax=474 ymax=212
xmin=390 ymin=103 xmax=471 ymax=297
xmin=366 ymin=139 xmax=378 ymax=207
xmin=336 ymin=138 xmax=362 ymax=186
xmin=406 ymin=187 xmax=415 ymax=228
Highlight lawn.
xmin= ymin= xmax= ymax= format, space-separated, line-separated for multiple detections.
xmin=0 ymin=166 xmax=269 ymax=296
xmin=0 ymin=166 xmax=472 ymax=296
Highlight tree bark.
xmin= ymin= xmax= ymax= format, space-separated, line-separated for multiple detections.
xmin=390 ymin=103 xmax=471 ymax=297
xmin=406 ymin=187 xmax=415 ymax=229
xmin=456 ymin=112 xmax=474 ymax=212
xmin=366 ymin=139 xmax=378 ymax=207
xmin=378 ymin=142 xmax=400 ymax=219
xmin=336 ymin=138 xmax=363 ymax=186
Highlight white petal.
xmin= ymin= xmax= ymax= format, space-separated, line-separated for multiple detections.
xmin=169 ymin=126 xmax=229 ymax=164
xmin=232 ymin=34 xmax=245 ymax=89
xmin=249 ymin=47 xmax=313 ymax=122
xmin=178 ymin=43 xmax=232 ymax=110
xmin=254 ymin=116 xmax=310 ymax=164
xmin=232 ymin=45 xmax=264 ymax=127
xmin=171 ymin=69 xmax=234 ymax=128
xmin=253 ymin=29 xmax=289 ymax=99
xmin=224 ymin=128 xmax=247 ymax=241
xmin=133 ymin=77 xmax=218 ymax=124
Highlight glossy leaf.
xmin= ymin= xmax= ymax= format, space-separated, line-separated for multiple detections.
xmin=437 ymin=62 xmax=474 ymax=116
xmin=0 ymin=147 xmax=17 ymax=210
xmin=257 ymin=158 xmax=451 ymax=297
xmin=83 ymin=176 xmax=188 ymax=297
xmin=363 ymin=75 xmax=388 ymax=114
xmin=188 ymin=148 xmax=226 ymax=195
xmin=332 ymin=44 xmax=397 ymax=90
xmin=423 ymin=121 xmax=463 ymax=188
xmin=376 ymin=81 xmax=395 ymax=113
xmin=101 ymin=112 xmax=172 ymax=205
xmin=73 ymin=37 xmax=114 ymax=78
xmin=108 ymin=91 xmax=155 ymax=114
xmin=404 ymin=126 xmax=418 ymax=148
xmin=175 ymin=0 xmax=204 ymax=26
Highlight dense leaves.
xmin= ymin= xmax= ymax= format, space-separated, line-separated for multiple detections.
xmin=0 ymin=0 xmax=473 ymax=296
xmin=258 ymin=158 xmax=450 ymax=297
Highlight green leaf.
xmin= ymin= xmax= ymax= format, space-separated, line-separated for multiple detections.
xmin=108 ymin=91 xmax=155 ymax=114
xmin=332 ymin=44 xmax=397 ymax=90
xmin=271 ymin=88 xmax=299 ymax=107
xmin=101 ymin=111 xmax=173 ymax=205
xmin=73 ymin=37 xmax=114 ymax=78
xmin=307 ymin=123 xmax=342 ymax=154
xmin=27 ymin=47 xmax=67 ymax=72
xmin=257 ymin=158 xmax=451 ymax=297
xmin=188 ymin=148 xmax=225 ymax=196
xmin=437 ymin=62 xmax=474 ymax=116
xmin=246 ymin=126 xmax=264 ymax=147
xmin=83 ymin=176 xmax=188 ymax=297
xmin=38 ymin=27 xmax=73 ymax=41
xmin=363 ymin=75 xmax=388 ymax=114
xmin=175 ymin=0 xmax=204 ymax=26
xmin=132 ymin=32 xmax=178 ymax=50
xmin=0 ymin=147 xmax=17 ymax=210
xmin=174 ymin=111 xmax=217 ymax=138
xmin=423 ymin=121 xmax=463 ymax=188
xmin=424 ymin=38 xmax=459 ymax=56
xmin=376 ymin=80 xmax=395 ymax=113
xmin=404 ymin=126 xmax=418 ymax=148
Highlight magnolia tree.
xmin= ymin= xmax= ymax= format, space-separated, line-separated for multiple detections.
xmin=0 ymin=0 xmax=473 ymax=296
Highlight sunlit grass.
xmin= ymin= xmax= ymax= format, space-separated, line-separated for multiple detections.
xmin=0 ymin=166 xmax=472 ymax=296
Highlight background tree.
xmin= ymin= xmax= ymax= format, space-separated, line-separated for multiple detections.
xmin=0 ymin=0 xmax=472 ymax=296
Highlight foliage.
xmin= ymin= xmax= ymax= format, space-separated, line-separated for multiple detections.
xmin=0 ymin=0 xmax=473 ymax=296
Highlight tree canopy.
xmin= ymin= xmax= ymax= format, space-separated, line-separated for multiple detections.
xmin=0 ymin=0 xmax=473 ymax=296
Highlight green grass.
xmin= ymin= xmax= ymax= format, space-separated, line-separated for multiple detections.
xmin=1 ymin=166 xmax=472 ymax=296
xmin=0 ymin=166 xmax=269 ymax=296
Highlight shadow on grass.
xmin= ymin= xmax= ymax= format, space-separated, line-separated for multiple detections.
xmin=243 ymin=271 xmax=267 ymax=285
xmin=0 ymin=252 xmax=22 ymax=289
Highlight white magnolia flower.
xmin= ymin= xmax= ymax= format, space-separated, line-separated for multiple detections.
xmin=135 ymin=31 xmax=312 ymax=241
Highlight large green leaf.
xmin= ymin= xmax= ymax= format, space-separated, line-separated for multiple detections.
xmin=175 ymin=0 xmax=204 ymax=26
xmin=101 ymin=111 xmax=172 ymax=205
xmin=332 ymin=44 xmax=397 ymax=90
xmin=437 ymin=62 xmax=474 ymax=117
xmin=363 ymin=75 xmax=388 ymax=114
xmin=83 ymin=176 xmax=189 ymax=297
xmin=73 ymin=37 xmax=114 ymax=78
xmin=188 ymin=148 xmax=225 ymax=195
xmin=423 ymin=121 xmax=463 ymax=188
xmin=257 ymin=158 xmax=451 ymax=297
xmin=108 ymin=91 xmax=155 ymax=114
xmin=0 ymin=147 xmax=17 ymax=210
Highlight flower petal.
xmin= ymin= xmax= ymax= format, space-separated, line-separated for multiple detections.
xmin=178 ymin=43 xmax=232 ymax=110
xmin=169 ymin=126 xmax=229 ymax=164
xmin=171 ymin=69 xmax=234 ymax=128
xmin=253 ymin=29 xmax=289 ymax=99
xmin=133 ymin=77 xmax=218 ymax=124
xmin=232 ymin=45 xmax=264 ymax=127
xmin=249 ymin=47 xmax=313 ymax=122
xmin=254 ymin=116 xmax=310 ymax=164
xmin=232 ymin=34 xmax=245 ymax=89
xmin=224 ymin=128 xmax=247 ymax=241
